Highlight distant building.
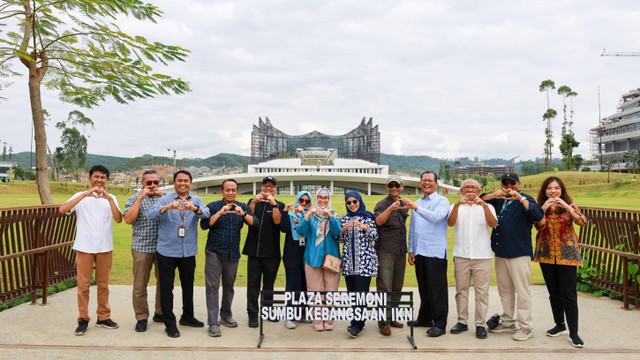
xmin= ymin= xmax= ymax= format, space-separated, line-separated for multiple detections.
xmin=454 ymin=164 xmax=515 ymax=176
xmin=591 ymin=88 xmax=640 ymax=172
xmin=250 ymin=117 xmax=380 ymax=164
xmin=0 ymin=162 xmax=15 ymax=182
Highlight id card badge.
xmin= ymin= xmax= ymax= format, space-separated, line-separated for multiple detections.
xmin=178 ymin=225 xmax=186 ymax=238
xmin=299 ymin=236 xmax=306 ymax=246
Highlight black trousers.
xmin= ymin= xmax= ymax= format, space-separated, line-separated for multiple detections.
xmin=157 ymin=253 xmax=196 ymax=329
xmin=246 ymin=256 xmax=281 ymax=316
xmin=539 ymin=263 xmax=579 ymax=334
xmin=345 ymin=275 xmax=372 ymax=329
xmin=415 ymin=255 xmax=448 ymax=329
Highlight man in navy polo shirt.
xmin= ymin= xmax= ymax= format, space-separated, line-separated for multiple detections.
xmin=481 ymin=173 xmax=543 ymax=341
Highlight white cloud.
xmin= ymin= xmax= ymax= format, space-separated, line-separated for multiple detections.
xmin=2 ymin=0 xmax=639 ymax=163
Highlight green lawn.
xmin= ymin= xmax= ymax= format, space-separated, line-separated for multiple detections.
xmin=2 ymin=171 xmax=639 ymax=288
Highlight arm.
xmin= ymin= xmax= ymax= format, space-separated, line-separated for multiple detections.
xmin=271 ymin=202 xmax=282 ymax=225
xmin=447 ymin=202 xmax=460 ymax=227
xmin=107 ymin=194 xmax=122 ymax=223
xmin=408 ymin=207 xmax=417 ymax=266
xmin=410 ymin=196 xmax=450 ymax=224
xmin=481 ymin=202 xmax=497 ymax=228
xmin=123 ymin=191 xmax=144 ymax=225
xmin=328 ymin=214 xmax=342 ymax=237
xmin=242 ymin=204 xmax=258 ymax=226
xmin=58 ymin=191 xmax=89 ymax=214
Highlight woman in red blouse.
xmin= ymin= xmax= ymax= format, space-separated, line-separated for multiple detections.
xmin=533 ymin=176 xmax=587 ymax=348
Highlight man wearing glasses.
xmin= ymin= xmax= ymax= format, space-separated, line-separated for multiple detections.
xmin=123 ymin=169 xmax=166 ymax=333
xmin=407 ymin=171 xmax=450 ymax=337
xmin=243 ymin=176 xmax=285 ymax=328
xmin=481 ymin=173 xmax=543 ymax=341
xmin=374 ymin=175 xmax=413 ymax=336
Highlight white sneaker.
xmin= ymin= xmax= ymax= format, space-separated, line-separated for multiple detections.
xmin=513 ymin=328 xmax=533 ymax=341
xmin=285 ymin=320 xmax=296 ymax=329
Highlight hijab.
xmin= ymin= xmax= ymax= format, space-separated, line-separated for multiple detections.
xmin=314 ymin=187 xmax=338 ymax=246
xmin=288 ymin=191 xmax=311 ymax=241
xmin=344 ymin=190 xmax=375 ymax=220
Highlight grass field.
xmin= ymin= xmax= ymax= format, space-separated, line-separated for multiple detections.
xmin=1 ymin=171 xmax=639 ymax=289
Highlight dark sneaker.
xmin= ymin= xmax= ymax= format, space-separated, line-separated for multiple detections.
xmin=450 ymin=322 xmax=468 ymax=334
xmin=407 ymin=319 xmax=433 ymax=327
xmin=75 ymin=319 xmax=89 ymax=336
xmin=220 ymin=317 xmax=238 ymax=328
xmin=179 ymin=316 xmax=204 ymax=328
xmin=152 ymin=313 xmax=164 ymax=323
xmin=135 ymin=319 xmax=147 ymax=332
xmin=348 ymin=326 xmax=362 ymax=338
xmin=165 ymin=326 xmax=180 ymax=338
xmin=546 ymin=323 xmax=568 ymax=337
xmin=486 ymin=313 xmax=500 ymax=329
xmin=476 ymin=326 xmax=488 ymax=339
xmin=208 ymin=325 xmax=221 ymax=337
xmin=248 ymin=314 xmax=259 ymax=328
xmin=96 ymin=318 xmax=119 ymax=329
xmin=569 ymin=333 xmax=584 ymax=348
xmin=427 ymin=326 xmax=446 ymax=337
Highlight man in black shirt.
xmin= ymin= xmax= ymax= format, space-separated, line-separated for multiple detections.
xmin=243 ymin=176 xmax=285 ymax=327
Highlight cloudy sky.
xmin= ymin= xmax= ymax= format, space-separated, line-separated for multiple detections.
xmin=2 ymin=0 xmax=640 ymax=162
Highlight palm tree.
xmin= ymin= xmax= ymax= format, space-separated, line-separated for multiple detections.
xmin=539 ymin=80 xmax=556 ymax=171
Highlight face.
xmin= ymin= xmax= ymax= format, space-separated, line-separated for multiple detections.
xmin=298 ymin=195 xmax=311 ymax=208
xmin=460 ymin=181 xmax=480 ymax=199
xmin=545 ymin=180 xmax=562 ymax=199
xmin=345 ymin=196 xmax=359 ymax=212
xmin=89 ymin=171 xmax=107 ymax=188
xmin=221 ymin=181 xmax=238 ymax=203
xmin=316 ymin=193 xmax=330 ymax=208
xmin=142 ymin=174 xmax=160 ymax=190
xmin=420 ymin=173 xmax=437 ymax=196
xmin=173 ymin=173 xmax=191 ymax=194
xmin=502 ymin=178 xmax=520 ymax=191
xmin=261 ymin=181 xmax=276 ymax=196
xmin=386 ymin=182 xmax=403 ymax=198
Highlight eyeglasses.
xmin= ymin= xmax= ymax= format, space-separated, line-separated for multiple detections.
xmin=299 ymin=199 xmax=310 ymax=205
xmin=387 ymin=182 xmax=402 ymax=188
xmin=345 ymin=199 xmax=359 ymax=206
xmin=421 ymin=179 xmax=436 ymax=183
xmin=145 ymin=180 xmax=160 ymax=186
xmin=502 ymin=179 xmax=516 ymax=186
xmin=262 ymin=184 xmax=275 ymax=188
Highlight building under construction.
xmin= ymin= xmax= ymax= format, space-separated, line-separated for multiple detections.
xmin=250 ymin=117 xmax=381 ymax=164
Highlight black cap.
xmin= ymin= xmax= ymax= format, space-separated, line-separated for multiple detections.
xmin=262 ymin=176 xmax=277 ymax=186
xmin=501 ymin=173 xmax=519 ymax=182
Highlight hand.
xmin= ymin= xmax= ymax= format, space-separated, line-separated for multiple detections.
xmin=182 ymin=201 xmax=197 ymax=211
xmin=455 ymin=197 xmax=470 ymax=206
xmin=220 ymin=204 xmax=237 ymax=214
xmin=408 ymin=253 xmax=415 ymax=266
xmin=502 ymin=188 xmax=519 ymax=200
xmin=86 ymin=186 xmax=108 ymax=199
xmin=166 ymin=200 xmax=183 ymax=210
xmin=233 ymin=206 xmax=245 ymax=216
xmin=284 ymin=203 xmax=294 ymax=212
xmin=149 ymin=188 xmax=164 ymax=197
xmin=401 ymin=198 xmax=417 ymax=210
xmin=139 ymin=187 xmax=151 ymax=199
xmin=473 ymin=196 xmax=485 ymax=206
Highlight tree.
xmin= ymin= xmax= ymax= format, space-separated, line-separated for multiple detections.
xmin=520 ymin=160 xmax=546 ymax=176
xmin=539 ymin=80 xmax=556 ymax=172
xmin=1 ymin=142 xmax=5 ymax=161
xmin=0 ymin=1 xmax=190 ymax=204
xmin=624 ymin=148 xmax=640 ymax=174
xmin=572 ymin=154 xmax=584 ymax=171
xmin=55 ymin=111 xmax=94 ymax=181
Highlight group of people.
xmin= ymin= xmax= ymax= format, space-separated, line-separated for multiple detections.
xmin=60 ymin=165 xmax=587 ymax=348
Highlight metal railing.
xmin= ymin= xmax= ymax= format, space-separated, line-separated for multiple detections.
xmin=0 ymin=205 xmax=77 ymax=306
xmin=578 ymin=207 xmax=640 ymax=309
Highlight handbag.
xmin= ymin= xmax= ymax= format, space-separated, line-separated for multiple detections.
xmin=320 ymin=220 xmax=341 ymax=273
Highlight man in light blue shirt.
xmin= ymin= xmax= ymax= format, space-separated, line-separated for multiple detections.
xmin=147 ymin=170 xmax=210 ymax=338
xmin=407 ymin=171 xmax=450 ymax=337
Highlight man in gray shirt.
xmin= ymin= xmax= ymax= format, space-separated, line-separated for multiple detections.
xmin=374 ymin=175 xmax=411 ymax=336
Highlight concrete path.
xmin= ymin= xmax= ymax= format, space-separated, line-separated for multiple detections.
xmin=1 ymin=285 xmax=638 ymax=360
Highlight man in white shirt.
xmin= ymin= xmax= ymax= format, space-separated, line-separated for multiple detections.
xmin=59 ymin=165 xmax=122 ymax=336
xmin=447 ymin=178 xmax=497 ymax=339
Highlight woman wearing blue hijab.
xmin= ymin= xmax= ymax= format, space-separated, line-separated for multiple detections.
xmin=339 ymin=190 xmax=379 ymax=338
xmin=280 ymin=191 xmax=312 ymax=329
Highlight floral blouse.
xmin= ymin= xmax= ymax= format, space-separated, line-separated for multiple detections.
xmin=339 ymin=214 xmax=379 ymax=277
xmin=533 ymin=204 xmax=585 ymax=266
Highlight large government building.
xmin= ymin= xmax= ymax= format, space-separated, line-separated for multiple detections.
xmin=591 ymin=88 xmax=640 ymax=171
xmin=251 ymin=117 xmax=381 ymax=164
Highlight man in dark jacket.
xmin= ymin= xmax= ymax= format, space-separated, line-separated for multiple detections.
xmin=243 ymin=176 xmax=285 ymax=327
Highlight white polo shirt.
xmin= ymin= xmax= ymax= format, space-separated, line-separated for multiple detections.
xmin=65 ymin=191 xmax=120 ymax=253
xmin=450 ymin=203 xmax=496 ymax=259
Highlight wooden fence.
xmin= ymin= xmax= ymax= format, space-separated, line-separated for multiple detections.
xmin=579 ymin=207 xmax=640 ymax=309
xmin=0 ymin=205 xmax=77 ymax=306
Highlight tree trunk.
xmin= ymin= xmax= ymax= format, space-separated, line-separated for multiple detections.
xmin=28 ymin=60 xmax=53 ymax=204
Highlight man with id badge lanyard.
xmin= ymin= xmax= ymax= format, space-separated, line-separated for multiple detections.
xmin=147 ymin=170 xmax=210 ymax=338
xmin=481 ymin=173 xmax=543 ymax=341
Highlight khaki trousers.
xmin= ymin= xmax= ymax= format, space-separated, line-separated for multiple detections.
xmin=76 ymin=251 xmax=112 ymax=322
xmin=454 ymin=257 xmax=492 ymax=327
xmin=304 ymin=263 xmax=340 ymax=327
xmin=495 ymin=256 xmax=533 ymax=331
xmin=131 ymin=249 xmax=162 ymax=320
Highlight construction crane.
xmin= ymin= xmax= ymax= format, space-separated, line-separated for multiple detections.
xmin=601 ymin=49 xmax=640 ymax=57
xmin=167 ymin=148 xmax=177 ymax=169
xmin=510 ymin=155 xmax=520 ymax=167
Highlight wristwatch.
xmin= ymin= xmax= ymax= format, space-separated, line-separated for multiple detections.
xmin=193 ymin=205 xmax=200 ymax=214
